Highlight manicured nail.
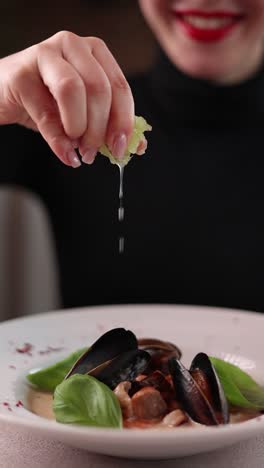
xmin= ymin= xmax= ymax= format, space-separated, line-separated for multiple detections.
xmin=67 ymin=149 xmax=81 ymax=168
xmin=136 ymin=137 xmax=148 ymax=155
xmin=82 ymin=147 xmax=97 ymax=165
xmin=71 ymin=139 xmax=79 ymax=148
xmin=112 ymin=133 xmax=127 ymax=160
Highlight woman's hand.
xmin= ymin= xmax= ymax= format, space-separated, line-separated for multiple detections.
xmin=0 ymin=31 xmax=135 ymax=167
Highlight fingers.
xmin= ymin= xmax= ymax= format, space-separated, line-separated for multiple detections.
xmin=37 ymin=45 xmax=87 ymax=140
xmin=136 ymin=136 xmax=148 ymax=155
xmin=89 ymin=37 xmax=135 ymax=159
xmin=58 ymin=32 xmax=135 ymax=161
xmin=4 ymin=31 xmax=136 ymax=168
xmin=60 ymin=33 xmax=112 ymax=163
xmin=18 ymin=72 xmax=81 ymax=168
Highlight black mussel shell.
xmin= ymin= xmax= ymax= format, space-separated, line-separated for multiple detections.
xmin=190 ymin=353 xmax=229 ymax=424
xmin=138 ymin=338 xmax=182 ymax=375
xmin=66 ymin=328 xmax=138 ymax=379
xmin=138 ymin=338 xmax=182 ymax=358
xmin=90 ymin=349 xmax=151 ymax=390
xmin=169 ymin=357 xmax=219 ymax=426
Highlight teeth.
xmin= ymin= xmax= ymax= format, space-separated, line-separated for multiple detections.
xmin=183 ymin=15 xmax=233 ymax=29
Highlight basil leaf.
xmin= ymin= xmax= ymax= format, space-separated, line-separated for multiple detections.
xmin=27 ymin=348 xmax=87 ymax=392
xmin=53 ymin=374 xmax=122 ymax=428
xmin=210 ymin=357 xmax=264 ymax=410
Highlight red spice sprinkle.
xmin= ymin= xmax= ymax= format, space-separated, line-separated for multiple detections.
xmin=3 ymin=402 xmax=9 ymax=407
xmin=9 ymin=365 xmax=16 ymax=369
xmin=15 ymin=400 xmax=23 ymax=408
xmin=8 ymin=407 xmax=12 ymax=412
xmin=16 ymin=343 xmax=33 ymax=355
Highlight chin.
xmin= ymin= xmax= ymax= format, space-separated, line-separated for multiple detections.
xmin=171 ymin=53 xmax=232 ymax=83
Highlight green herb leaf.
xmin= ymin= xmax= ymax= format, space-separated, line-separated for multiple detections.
xmin=210 ymin=357 xmax=264 ymax=410
xmin=53 ymin=374 xmax=122 ymax=428
xmin=27 ymin=348 xmax=87 ymax=392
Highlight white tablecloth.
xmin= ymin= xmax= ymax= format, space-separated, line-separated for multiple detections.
xmin=0 ymin=423 xmax=264 ymax=468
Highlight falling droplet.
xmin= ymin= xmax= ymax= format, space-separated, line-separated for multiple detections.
xmin=118 ymin=164 xmax=125 ymax=254
xmin=119 ymin=236 xmax=125 ymax=253
xmin=118 ymin=206 xmax=124 ymax=222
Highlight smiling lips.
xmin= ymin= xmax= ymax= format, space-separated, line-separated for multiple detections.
xmin=173 ymin=10 xmax=244 ymax=42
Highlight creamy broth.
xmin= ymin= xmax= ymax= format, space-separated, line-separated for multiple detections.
xmin=27 ymin=388 xmax=54 ymax=420
xmin=27 ymin=387 xmax=261 ymax=426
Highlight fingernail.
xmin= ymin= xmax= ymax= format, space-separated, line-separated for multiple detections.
xmin=71 ymin=139 xmax=79 ymax=148
xmin=112 ymin=133 xmax=127 ymax=160
xmin=136 ymin=137 xmax=148 ymax=155
xmin=67 ymin=149 xmax=81 ymax=168
xmin=82 ymin=147 xmax=97 ymax=165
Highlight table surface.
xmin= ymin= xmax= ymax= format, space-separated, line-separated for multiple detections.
xmin=0 ymin=423 xmax=264 ymax=468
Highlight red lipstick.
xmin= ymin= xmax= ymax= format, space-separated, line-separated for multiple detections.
xmin=172 ymin=10 xmax=244 ymax=42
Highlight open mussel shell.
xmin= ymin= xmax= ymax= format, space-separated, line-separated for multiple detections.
xmin=65 ymin=328 xmax=138 ymax=379
xmin=169 ymin=357 xmax=222 ymax=426
xmin=138 ymin=338 xmax=182 ymax=375
xmin=138 ymin=338 xmax=182 ymax=358
xmin=190 ymin=353 xmax=229 ymax=425
xmin=90 ymin=349 xmax=151 ymax=390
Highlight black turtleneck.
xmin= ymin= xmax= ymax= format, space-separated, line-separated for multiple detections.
xmin=1 ymin=52 xmax=264 ymax=312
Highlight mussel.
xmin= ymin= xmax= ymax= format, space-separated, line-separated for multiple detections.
xmin=169 ymin=353 xmax=229 ymax=426
xmin=65 ymin=328 xmax=151 ymax=390
xmin=66 ymin=329 xmax=230 ymax=427
xmin=138 ymin=338 xmax=182 ymax=375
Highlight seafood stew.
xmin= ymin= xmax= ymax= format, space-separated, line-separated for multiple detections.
xmin=27 ymin=328 xmax=264 ymax=429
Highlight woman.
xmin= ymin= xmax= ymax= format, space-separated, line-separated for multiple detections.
xmin=0 ymin=1 xmax=263 ymax=311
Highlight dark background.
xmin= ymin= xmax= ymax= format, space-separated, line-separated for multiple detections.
xmin=0 ymin=0 xmax=157 ymax=75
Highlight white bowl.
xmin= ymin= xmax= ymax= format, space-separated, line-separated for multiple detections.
xmin=0 ymin=304 xmax=263 ymax=459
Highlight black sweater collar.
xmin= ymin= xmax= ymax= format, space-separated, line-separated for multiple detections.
xmin=149 ymin=51 xmax=264 ymax=127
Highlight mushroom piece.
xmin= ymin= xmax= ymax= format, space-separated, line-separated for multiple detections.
xmin=114 ymin=381 xmax=133 ymax=419
xmin=131 ymin=386 xmax=167 ymax=420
